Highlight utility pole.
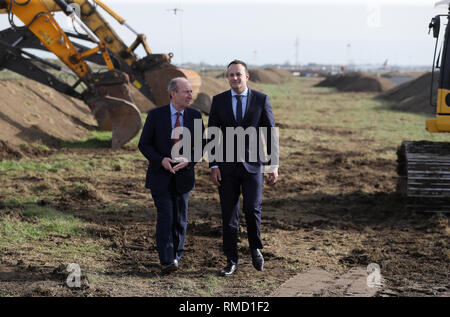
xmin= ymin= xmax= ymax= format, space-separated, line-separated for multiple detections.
xmin=167 ymin=6 xmax=184 ymax=65
xmin=346 ymin=43 xmax=352 ymax=66
xmin=294 ymin=36 xmax=299 ymax=70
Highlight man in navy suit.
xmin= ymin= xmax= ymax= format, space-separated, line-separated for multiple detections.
xmin=208 ymin=60 xmax=279 ymax=276
xmin=139 ymin=77 xmax=204 ymax=274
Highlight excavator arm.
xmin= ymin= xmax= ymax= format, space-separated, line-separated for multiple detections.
xmin=67 ymin=0 xmax=201 ymax=106
xmin=0 ymin=0 xmax=200 ymax=106
xmin=0 ymin=0 xmax=146 ymax=148
xmin=0 ymin=0 xmax=202 ymax=148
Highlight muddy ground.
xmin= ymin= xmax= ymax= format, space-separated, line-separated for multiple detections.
xmin=0 ymin=78 xmax=449 ymax=297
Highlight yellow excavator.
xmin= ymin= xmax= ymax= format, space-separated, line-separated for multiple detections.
xmin=0 ymin=0 xmax=201 ymax=148
xmin=397 ymin=2 xmax=450 ymax=212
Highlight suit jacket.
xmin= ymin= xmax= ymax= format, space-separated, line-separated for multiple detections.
xmin=138 ymin=104 xmax=204 ymax=194
xmin=208 ymin=88 xmax=277 ymax=174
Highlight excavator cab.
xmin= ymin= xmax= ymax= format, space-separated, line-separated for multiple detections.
xmin=396 ymin=1 xmax=450 ymax=212
xmin=426 ymin=5 xmax=450 ymax=133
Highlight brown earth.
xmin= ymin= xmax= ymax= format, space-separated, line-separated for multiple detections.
xmin=316 ymin=72 xmax=395 ymax=92
xmin=0 ymin=78 xmax=97 ymax=147
xmin=216 ymin=68 xmax=293 ymax=84
xmin=129 ymin=85 xmax=156 ymax=113
xmin=191 ymin=75 xmax=261 ymax=114
xmin=0 ymin=78 xmax=449 ymax=297
xmin=247 ymin=68 xmax=292 ymax=84
xmin=192 ymin=67 xmax=292 ymax=114
xmin=376 ymin=72 xmax=437 ymax=115
xmin=0 ymin=74 xmax=255 ymax=152
xmin=0 ymin=137 xmax=448 ymax=297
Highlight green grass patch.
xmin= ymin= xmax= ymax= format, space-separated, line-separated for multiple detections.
xmin=197 ymin=275 xmax=225 ymax=296
xmin=0 ymin=206 xmax=113 ymax=262
xmin=0 ymin=154 xmax=101 ymax=173
xmin=61 ymin=130 xmax=113 ymax=149
xmin=0 ymin=206 xmax=84 ymax=245
xmin=258 ymin=78 xmax=450 ymax=161
xmin=0 ymin=158 xmax=70 ymax=173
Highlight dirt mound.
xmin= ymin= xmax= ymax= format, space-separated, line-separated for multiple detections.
xmin=191 ymin=75 xmax=261 ymax=114
xmin=376 ymin=72 xmax=437 ymax=114
xmin=315 ymin=72 xmax=395 ymax=92
xmin=191 ymin=75 xmax=230 ymax=114
xmin=215 ymin=67 xmax=292 ymax=84
xmin=0 ymin=78 xmax=98 ymax=148
xmin=248 ymin=68 xmax=291 ymax=84
xmin=0 ymin=140 xmax=54 ymax=161
xmin=129 ymin=85 xmax=156 ymax=113
xmin=0 ymin=140 xmax=23 ymax=160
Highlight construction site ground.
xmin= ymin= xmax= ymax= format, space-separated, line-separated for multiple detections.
xmin=0 ymin=75 xmax=449 ymax=297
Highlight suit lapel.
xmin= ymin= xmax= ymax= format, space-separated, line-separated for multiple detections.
xmin=224 ymin=90 xmax=236 ymax=125
xmin=183 ymin=108 xmax=193 ymax=142
xmin=163 ymin=105 xmax=173 ymax=148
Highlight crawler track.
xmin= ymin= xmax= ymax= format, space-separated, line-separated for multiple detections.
xmin=397 ymin=141 xmax=450 ymax=212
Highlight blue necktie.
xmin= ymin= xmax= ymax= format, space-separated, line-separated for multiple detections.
xmin=235 ymin=95 xmax=243 ymax=124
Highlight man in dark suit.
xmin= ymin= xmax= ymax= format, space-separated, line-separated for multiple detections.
xmin=139 ymin=77 xmax=204 ymax=274
xmin=208 ymin=60 xmax=279 ymax=276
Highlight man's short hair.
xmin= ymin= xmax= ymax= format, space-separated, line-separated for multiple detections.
xmin=167 ymin=78 xmax=180 ymax=99
xmin=226 ymin=60 xmax=248 ymax=75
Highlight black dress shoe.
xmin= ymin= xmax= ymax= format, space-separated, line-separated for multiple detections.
xmin=161 ymin=259 xmax=178 ymax=274
xmin=220 ymin=263 xmax=238 ymax=276
xmin=251 ymin=249 xmax=264 ymax=271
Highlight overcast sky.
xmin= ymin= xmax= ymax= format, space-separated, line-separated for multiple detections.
xmin=1 ymin=0 xmax=448 ymax=66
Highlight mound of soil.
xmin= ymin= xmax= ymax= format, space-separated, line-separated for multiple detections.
xmin=191 ymin=75 xmax=261 ymax=114
xmin=0 ymin=140 xmax=23 ymax=160
xmin=248 ymin=68 xmax=291 ymax=84
xmin=0 ymin=140 xmax=55 ymax=161
xmin=315 ymin=72 xmax=395 ymax=92
xmin=215 ymin=67 xmax=292 ymax=84
xmin=191 ymin=75 xmax=230 ymax=114
xmin=129 ymin=85 xmax=156 ymax=113
xmin=0 ymin=76 xmax=158 ymax=152
xmin=0 ymin=78 xmax=98 ymax=148
xmin=376 ymin=72 xmax=438 ymax=114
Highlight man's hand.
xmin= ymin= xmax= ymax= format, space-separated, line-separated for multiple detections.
xmin=266 ymin=167 xmax=279 ymax=186
xmin=173 ymin=157 xmax=189 ymax=172
xmin=211 ymin=168 xmax=221 ymax=186
xmin=161 ymin=157 xmax=176 ymax=174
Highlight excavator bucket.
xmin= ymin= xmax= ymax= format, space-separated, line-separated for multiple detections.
xmin=91 ymin=95 xmax=142 ymax=149
xmin=87 ymin=70 xmax=142 ymax=149
xmin=144 ymin=64 xmax=201 ymax=106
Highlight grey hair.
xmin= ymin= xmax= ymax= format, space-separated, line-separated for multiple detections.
xmin=167 ymin=77 xmax=184 ymax=99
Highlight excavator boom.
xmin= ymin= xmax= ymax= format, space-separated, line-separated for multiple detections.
xmin=0 ymin=0 xmax=142 ymax=148
xmin=0 ymin=0 xmax=202 ymax=148
xmin=2 ymin=0 xmax=201 ymax=106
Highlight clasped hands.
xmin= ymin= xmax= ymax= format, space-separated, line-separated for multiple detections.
xmin=162 ymin=157 xmax=189 ymax=174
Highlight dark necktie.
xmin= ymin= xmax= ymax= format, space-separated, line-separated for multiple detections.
xmin=173 ymin=111 xmax=182 ymax=144
xmin=235 ymin=95 xmax=243 ymax=124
